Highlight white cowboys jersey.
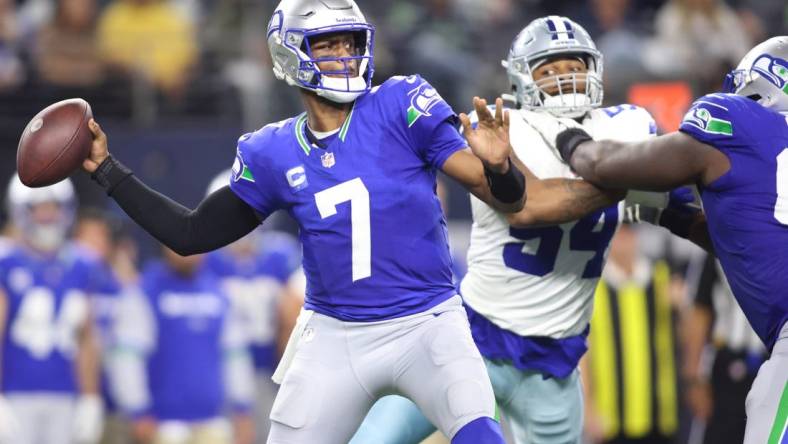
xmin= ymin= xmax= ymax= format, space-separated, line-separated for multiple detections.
xmin=461 ymin=104 xmax=656 ymax=338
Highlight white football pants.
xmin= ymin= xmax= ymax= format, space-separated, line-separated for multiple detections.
xmin=267 ymin=296 xmax=496 ymax=444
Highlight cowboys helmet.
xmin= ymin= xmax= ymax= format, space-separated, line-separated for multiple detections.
xmin=267 ymin=0 xmax=375 ymax=103
xmin=503 ymin=16 xmax=603 ymax=118
xmin=723 ymin=36 xmax=788 ymax=114
xmin=6 ymin=175 xmax=76 ymax=252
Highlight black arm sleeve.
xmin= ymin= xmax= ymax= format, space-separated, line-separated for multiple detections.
xmin=92 ymin=156 xmax=262 ymax=255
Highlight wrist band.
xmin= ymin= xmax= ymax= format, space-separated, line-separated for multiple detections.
xmin=484 ymin=158 xmax=525 ymax=204
xmin=91 ymin=155 xmax=133 ymax=195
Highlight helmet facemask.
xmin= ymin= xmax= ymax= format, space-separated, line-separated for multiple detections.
xmin=299 ymin=27 xmax=374 ymax=102
xmin=507 ymin=53 xmax=603 ymax=118
xmin=22 ymin=203 xmax=73 ymax=253
xmin=268 ymin=3 xmax=376 ymax=104
xmin=503 ymin=16 xmax=604 ymax=118
xmin=7 ymin=176 xmax=76 ymax=254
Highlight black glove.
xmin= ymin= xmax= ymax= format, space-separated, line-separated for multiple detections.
xmin=556 ymin=127 xmax=593 ymax=164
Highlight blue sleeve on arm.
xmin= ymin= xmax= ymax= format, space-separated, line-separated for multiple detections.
xmin=397 ymin=75 xmax=466 ymax=169
xmin=679 ymin=94 xmax=741 ymax=146
xmin=427 ymin=119 xmax=468 ymax=169
xmin=228 ymin=134 xmax=284 ymax=218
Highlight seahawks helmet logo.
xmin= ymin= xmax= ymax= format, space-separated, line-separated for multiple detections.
xmin=752 ymin=54 xmax=788 ymax=92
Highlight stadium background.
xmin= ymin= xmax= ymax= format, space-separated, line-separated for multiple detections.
xmin=0 ymin=0 xmax=785 ymax=443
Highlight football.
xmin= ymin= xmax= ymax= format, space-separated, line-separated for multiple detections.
xmin=16 ymin=98 xmax=93 ymax=187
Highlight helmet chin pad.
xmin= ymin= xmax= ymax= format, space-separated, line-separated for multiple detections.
xmin=542 ymin=93 xmax=591 ymax=118
xmin=518 ymin=71 xmax=602 ymax=117
xmin=316 ymin=75 xmax=368 ymax=103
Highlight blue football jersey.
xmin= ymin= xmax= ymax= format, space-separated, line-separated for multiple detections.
xmin=679 ymin=93 xmax=788 ymax=350
xmin=229 ymin=75 xmax=466 ymax=321
xmin=204 ymin=231 xmax=299 ymax=283
xmin=139 ymin=260 xmax=230 ymax=421
xmin=0 ymin=245 xmax=99 ymax=393
xmin=71 ymin=245 xmax=123 ymax=409
xmin=204 ymin=231 xmax=300 ymax=371
xmin=80 ymin=248 xmax=122 ymax=347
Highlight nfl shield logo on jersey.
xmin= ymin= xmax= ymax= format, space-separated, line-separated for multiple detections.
xmin=321 ymin=152 xmax=336 ymax=168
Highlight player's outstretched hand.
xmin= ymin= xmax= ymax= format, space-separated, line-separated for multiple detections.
xmin=460 ymin=97 xmax=511 ymax=173
xmin=82 ymin=119 xmax=109 ymax=174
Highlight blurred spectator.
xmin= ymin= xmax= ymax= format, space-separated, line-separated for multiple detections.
xmin=203 ymin=229 xmax=299 ymax=443
xmin=454 ymin=0 xmax=534 ymax=102
xmin=730 ymin=0 xmax=781 ymax=41
xmin=682 ymin=253 xmax=767 ymax=444
xmin=33 ymin=0 xmax=104 ymax=89
xmin=202 ymin=0 xmax=280 ymax=130
xmin=97 ymin=0 xmax=197 ymax=100
xmin=585 ymin=0 xmax=650 ymax=103
xmin=110 ymin=246 xmax=255 ymax=444
xmin=0 ymin=177 xmax=104 ymax=444
xmin=72 ymin=209 xmax=134 ymax=444
xmin=397 ymin=0 xmax=480 ymax=109
xmin=276 ymin=267 xmax=304 ymax=360
xmin=642 ymin=0 xmax=751 ymax=88
xmin=583 ymin=225 xmax=680 ymax=444
xmin=0 ymin=0 xmax=25 ymax=91
xmin=199 ymin=165 xmax=300 ymax=444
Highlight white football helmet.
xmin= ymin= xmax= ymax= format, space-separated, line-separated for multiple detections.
xmin=503 ymin=16 xmax=603 ymax=118
xmin=267 ymin=0 xmax=375 ymax=103
xmin=6 ymin=175 xmax=76 ymax=252
xmin=723 ymin=36 xmax=788 ymax=114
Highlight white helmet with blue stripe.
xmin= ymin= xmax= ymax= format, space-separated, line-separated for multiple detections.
xmin=6 ymin=174 xmax=76 ymax=252
xmin=723 ymin=36 xmax=788 ymax=114
xmin=503 ymin=16 xmax=603 ymax=118
xmin=267 ymin=0 xmax=375 ymax=104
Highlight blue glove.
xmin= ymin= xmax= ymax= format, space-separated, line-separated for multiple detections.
xmin=665 ymin=187 xmax=699 ymax=214
xmin=659 ymin=187 xmax=703 ymax=238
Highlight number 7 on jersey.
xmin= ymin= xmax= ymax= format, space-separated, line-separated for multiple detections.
xmin=315 ymin=178 xmax=371 ymax=281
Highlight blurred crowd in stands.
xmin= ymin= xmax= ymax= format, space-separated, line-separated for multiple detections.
xmin=0 ymin=0 xmax=785 ymax=443
xmin=0 ymin=0 xmax=785 ymax=129
xmin=0 ymin=0 xmax=784 ymax=221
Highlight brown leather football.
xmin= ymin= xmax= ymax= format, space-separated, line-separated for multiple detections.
xmin=17 ymin=98 xmax=93 ymax=187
